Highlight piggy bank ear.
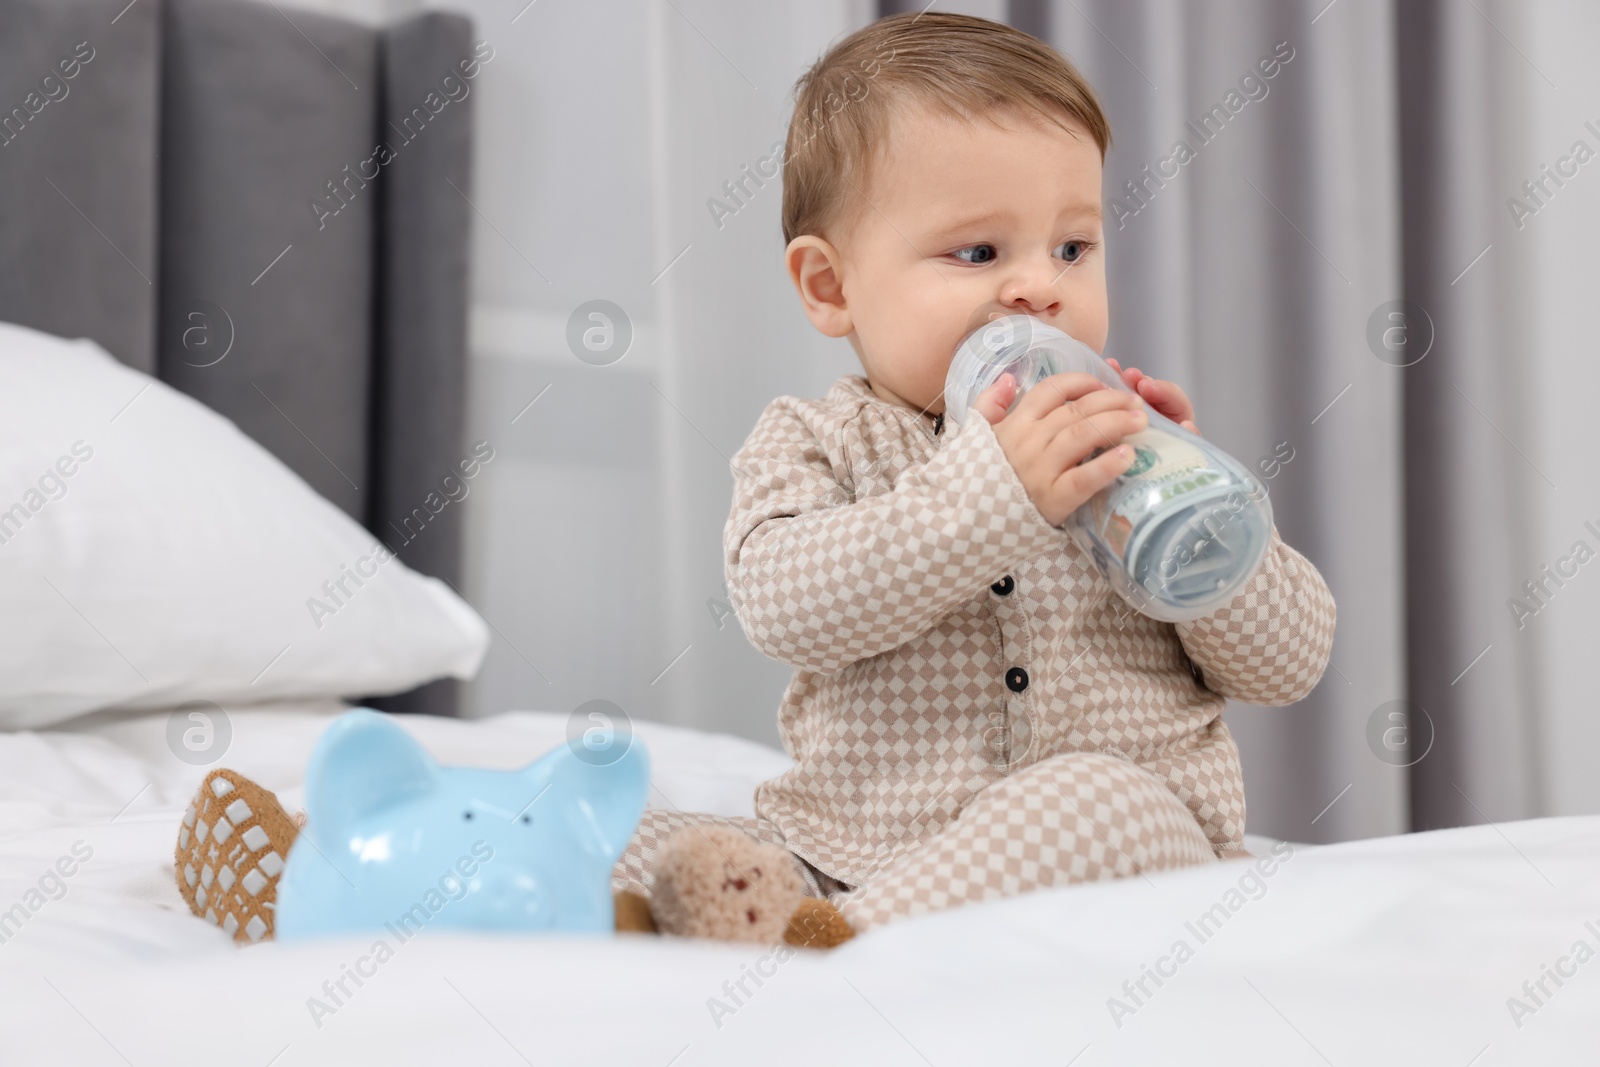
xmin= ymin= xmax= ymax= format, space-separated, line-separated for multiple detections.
xmin=523 ymin=736 xmax=649 ymax=863
xmin=305 ymin=709 xmax=439 ymax=843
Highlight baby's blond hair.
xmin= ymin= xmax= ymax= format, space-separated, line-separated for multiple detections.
xmin=781 ymin=12 xmax=1112 ymax=247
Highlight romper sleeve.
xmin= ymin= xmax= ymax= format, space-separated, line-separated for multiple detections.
xmin=1173 ymin=523 xmax=1337 ymax=706
xmin=724 ymin=399 xmax=1071 ymax=675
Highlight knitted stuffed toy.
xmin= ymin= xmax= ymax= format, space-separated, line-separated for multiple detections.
xmin=173 ymin=768 xmax=302 ymax=944
xmin=646 ymin=826 xmax=854 ymax=949
xmin=175 ymin=770 xmax=853 ymax=949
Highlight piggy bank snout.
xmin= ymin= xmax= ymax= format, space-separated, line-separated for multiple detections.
xmin=429 ymin=818 xmax=543 ymax=894
xmin=479 ymin=870 xmax=545 ymax=916
xmin=433 ymin=858 xmax=550 ymax=924
xmin=401 ymin=837 xmax=548 ymax=916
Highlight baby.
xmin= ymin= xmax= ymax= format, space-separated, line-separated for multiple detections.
xmin=615 ymin=12 xmax=1335 ymax=933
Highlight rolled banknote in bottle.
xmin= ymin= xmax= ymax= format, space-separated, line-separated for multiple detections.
xmin=942 ymin=313 xmax=1272 ymax=622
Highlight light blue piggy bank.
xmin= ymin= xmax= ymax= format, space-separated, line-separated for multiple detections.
xmin=275 ymin=709 xmax=648 ymax=940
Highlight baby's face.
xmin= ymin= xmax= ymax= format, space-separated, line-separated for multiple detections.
xmin=829 ymin=104 xmax=1108 ymax=414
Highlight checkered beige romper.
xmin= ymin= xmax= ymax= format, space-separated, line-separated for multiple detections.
xmin=615 ymin=375 xmax=1336 ymax=931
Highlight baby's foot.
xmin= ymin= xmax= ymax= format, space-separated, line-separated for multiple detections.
xmin=174 ymin=769 xmax=300 ymax=944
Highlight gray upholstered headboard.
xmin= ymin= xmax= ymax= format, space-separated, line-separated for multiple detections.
xmin=0 ymin=0 xmax=476 ymax=717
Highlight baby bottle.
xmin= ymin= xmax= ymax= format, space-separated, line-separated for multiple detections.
xmin=942 ymin=314 xmax=1273 ymax=623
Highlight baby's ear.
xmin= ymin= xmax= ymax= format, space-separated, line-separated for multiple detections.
xmin=785 ymin=235 xmax=853 ymax=339
xmin=304 ymin=709 xmax=439 ymax=842
xmin=521 ymin=737 xmax=649 ymax=864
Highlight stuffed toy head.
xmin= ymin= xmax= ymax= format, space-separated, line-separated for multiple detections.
xmin=647 ymin=825 xmax=808 ymax=944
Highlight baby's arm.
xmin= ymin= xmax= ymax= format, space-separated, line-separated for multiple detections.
xmin=724 ymin=398 xmax=1069 ymax=675
xmin=1173 ymin=525 xmax=1336 ymax=705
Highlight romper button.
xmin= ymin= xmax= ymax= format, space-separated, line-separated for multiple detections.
xmin=1005 ymin=667 xmax=1029 ymax=693
xmin=990 ymin=575 xmax=1014 ymax=596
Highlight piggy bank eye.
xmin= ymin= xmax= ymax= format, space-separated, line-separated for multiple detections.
xmin=462 ymin=811 xmax=474 ymax=821
xmin=520 ymin=814 xmax=532 ymax=825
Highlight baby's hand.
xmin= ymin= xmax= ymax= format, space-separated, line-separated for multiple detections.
xmin=1104 ymin=357 xmax=1202 ymax=437
xmin=973 ymin=372 xmax=1146 ymax=527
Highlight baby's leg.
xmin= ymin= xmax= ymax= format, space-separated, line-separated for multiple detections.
xmin=613 ymin=809 xmax=825 ymax=897
xmin=837 ymin=752 xmax=1215 ymax=932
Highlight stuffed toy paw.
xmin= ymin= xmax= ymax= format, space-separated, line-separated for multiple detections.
xmin=785 ymin=896 xmax=855 ymax=950
xmin=613 ymin=889 xmax=656 ymax=933
xmin=648 ymin=826 xmax=854 ymax=948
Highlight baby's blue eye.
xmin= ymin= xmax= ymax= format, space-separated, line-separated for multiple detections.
xmin=1057 ymin=240 xmax=1091 ymax=263
xmin=952 ymin=244 xmax=996 ymax=264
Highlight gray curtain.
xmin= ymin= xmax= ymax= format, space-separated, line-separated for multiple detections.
xmin=876 ymin=0 xmax=1539 ymax=842
xmin=1396 ymin=0 xmax=1540 ymax=832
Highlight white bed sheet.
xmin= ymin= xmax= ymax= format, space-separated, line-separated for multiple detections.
xmin=1 ymin=703 xmax=1596 ymax=1065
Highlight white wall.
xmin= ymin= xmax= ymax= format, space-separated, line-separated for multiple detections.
xmin=424 ymin=0 xmax=870 ymax=745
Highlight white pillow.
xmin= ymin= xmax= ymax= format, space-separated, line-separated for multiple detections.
xmin=0 ymin=322 xmax=489 ymax=728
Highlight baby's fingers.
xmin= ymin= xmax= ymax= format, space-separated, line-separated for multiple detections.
xmin=1051 ymin=442 xmax=1138 ymax=509
xmin=971 ymin=373 xmax=1018 ymax=425
xmin=1105 ymin=356 xmax=1146 ymax=391
xmin=1135 ymin=376 xmax=1195 ymax=422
